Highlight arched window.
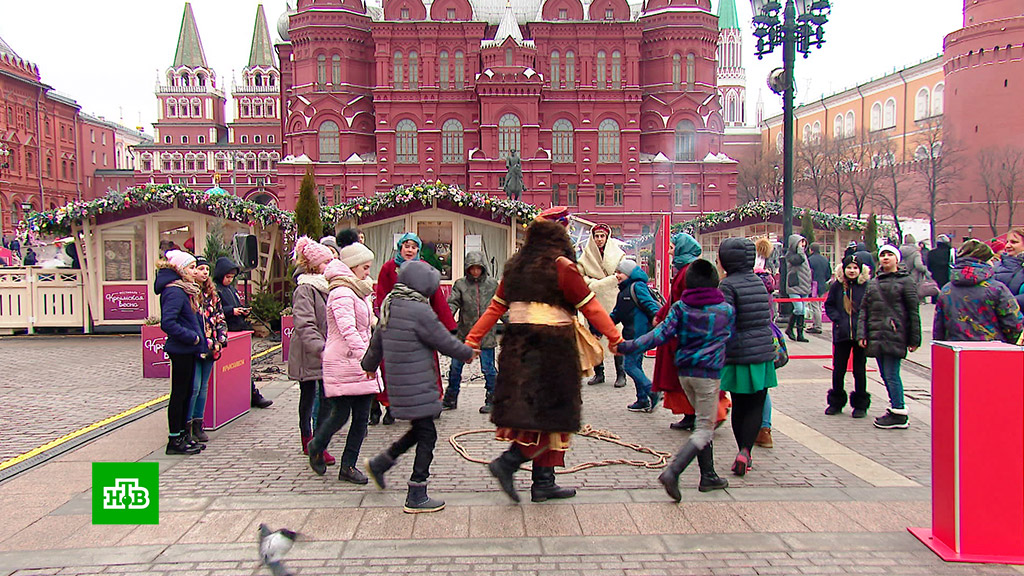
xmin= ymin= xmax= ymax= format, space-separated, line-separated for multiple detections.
xmin=596 ymin=50 xmax=606 ymax=88
xmin=845 ymin=111 xmax=855 ymax=138
xmin=498 ymin=113 xmax=521 ymax=158
xmin=598 ymin=118 xmax=620 ymax=163
xmin=167 ymin=101 xmax=177 ymax=117
xmin=611 ymin=50 xmax=622 ymax=89
xmin=46 ymin=157 xmax=52 ymax=177
xmin=265 ymin=98 xmax=275 ymax=118
xmin=442 ymin=119 xmax=463 ymax=163
xmin=454 ymin=51 xmax=465 ymax=89
xmin=61 ymin=160 xmax=67 ymax=179
xmin=318 ymin=120 xmax=340 ymax=162
xmin=883 ymin=98 xmax=896 ymax=128
xmin=332 ymin=54 xmax=341 ymax=85
xmin=727 ymin=93 xmax=738 ymax=123
xmin=505 ymin=48 xmax=514 ymax=66
xmin=932 ymin=83 xmax=944 ymax=116
xmin=70 ymin=161 xmax=75 ymax=176
xmin=550 ymin=51 xmax=560 ymax=88
xmin=396 ymin=119 xmax=417 ymax=163
xmin=393 ymin=52 xmax=403 ymax=89
xmin=439 ymin=51 xmax=449 ymax=89
xmin=565 ymin=51 xmax=576 ymax=86
xmin=675 ymin=120 xmax=696 ymax=161
xmin=812 ymin=121 xmax=821 ymax=143
xmin=552 ymin=119 xmax=573 ymax=163
xmin=192 ymin=99 xmax=200 ymax=117
xmin=915 ymin=88 xmax=930 ymax=120
xmin=672 ymin=53 xmax=681 ymax=90
xmin=686 ymin=53 xmax=695 ymax=89
xmin=802 ymin=124 xmax=812 ymax=144
xmin=870 ymin=102 xmax=882 ymax=131
xmin=914 ymin=145 xmax=930 ymax=161
xmin=317 ymin=54 xmax=327 ymax=86
xmin=26 ymin=151 xmax=32 ymax=173
xmin=834 ymin=114 xmax=844 ymax=137
xmin=408 ymin=51 xmax=419 ymax=89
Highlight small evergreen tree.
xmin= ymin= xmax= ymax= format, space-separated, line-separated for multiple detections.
xmin=800 ymin=213 xmax=816 ymax=244
xmin=295 ymin=166 xmax=323 ymax=239
xmin=204 ymin=223 xmax=231 ymax=262
xmin=864 ymin=213 xmax=878 ymax=252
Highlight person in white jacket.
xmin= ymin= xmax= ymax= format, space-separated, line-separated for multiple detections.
xmin=308 ymin=244 xmax=383 ymax=484
xmin=577 ymin=223 xmax=627 ymax=387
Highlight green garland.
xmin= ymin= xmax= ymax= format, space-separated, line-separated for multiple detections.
xmin=322 ymin=181 xmax=539 ymax=225
xmin=671 ymin=202 xmax=883 ymax=235
xmin=25 ymin=184 xmax=295 ymax=235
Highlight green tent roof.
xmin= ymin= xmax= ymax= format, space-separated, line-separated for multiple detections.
xmin=717 ymin=0 xmax=740 ymax=30
xmin=173 ymin=3 xmax=208 ymax=68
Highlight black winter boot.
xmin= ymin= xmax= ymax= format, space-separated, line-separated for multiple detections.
xmin=586 ymin=363 xmax=605 ymax=385
xmin=825 ymin=388 xmax=847 ymax=415
xmin=659 ymin=443 xmax=700 ymax=502
xmin=190 ymin=419 xmax=209 ymax=442
xmin=670 ymin=414 xmax=696 ymax=431
xmin=251 ymin=383 xmax=273 ymax=408
xmin=697 ymin=443 xmax=729 ymax=493
xmin=850 ymin=390 xmax=871 ymax=419
xmin=441 ymin=387 xmax=458 ymax=410
xmin=795 ymin=316 xmax=809 ymax=342
xmin=530 ymin=467 xmax=576 ymax=502
xmin=479 ymin=393 xmax=494 ymax=414
xmin=166 ymin=435 xmax=201 ymax=455
xmin=785 ymin=314 xmax=798 ymax=340
xmin=382 ymin=407 xmax=395 ymax=425
xmin=613 ymin=355 xmax=627 ymax=388
xmin=488 ymin=444 xmax=529 ymax=502
xmin=369 ymin=401 xmax=382 ymax=425
xmin=404 ymin=482 xmax=445 ymax=514
xmin=365 ymin=453 xmax=395 ymax=490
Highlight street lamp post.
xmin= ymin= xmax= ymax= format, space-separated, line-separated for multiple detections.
xmin=751 ymin=0 xmax=830 ymax=298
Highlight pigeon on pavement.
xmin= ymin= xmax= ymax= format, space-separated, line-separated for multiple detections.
xmin=258 ymin=523 xmax=299 ymax=576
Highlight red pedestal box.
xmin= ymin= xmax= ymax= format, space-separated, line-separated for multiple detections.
xmin=909 ymin=341 xmax=1024 ymax=564
xmin=202 ymin=331 xmax=253 ymax=429
xmin=141 ymin=324 xmax=171 ymax=379
xmin=281 ymin=315 xmax=293 ymax=363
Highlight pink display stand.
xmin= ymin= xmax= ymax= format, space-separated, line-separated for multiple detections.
xmin=202 ymin=331 xmax=253 ymax=429
xmin=281 ymin=315 xmax=293 ymax=362
xmin=909 ymin=341 xmax=1024 ymax=564
xmin=141 ymin=325 xmax=171 ymax=379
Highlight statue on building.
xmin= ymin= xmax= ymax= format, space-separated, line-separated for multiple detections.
xmin=503 ymin=149 xmax=525 ymax=201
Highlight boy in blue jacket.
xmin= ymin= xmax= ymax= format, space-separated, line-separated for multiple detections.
xmin=610 ymin=259 xmax=662 ymax=413
xmin=618 ymin=259 xmax=734 ymax=501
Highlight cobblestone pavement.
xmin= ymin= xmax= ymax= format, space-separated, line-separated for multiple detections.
xmin=2 ymin=305 xmax=1021 ymax=575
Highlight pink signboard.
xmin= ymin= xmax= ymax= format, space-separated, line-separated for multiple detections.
xmin=141 ymin=324 xmax=170 ymax=379
xmin=281 ymin=315 xmax=293 ymax=363
xmin=203 ymin=331 xmax=253 ymax=429
xmin=104 ymin=284 xmax=149 ymax=321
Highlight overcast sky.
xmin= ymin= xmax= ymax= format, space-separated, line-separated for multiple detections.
xmin=0 ymin=0 xmax=963 ymax=133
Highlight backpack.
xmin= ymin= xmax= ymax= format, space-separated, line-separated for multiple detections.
xmin=629 ymin=282 xmax=667 ymax=320
xmin=769 ymin=321 xmax=789 ymax=369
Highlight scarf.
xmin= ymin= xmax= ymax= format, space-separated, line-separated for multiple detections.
xmin=680 ymin=287 xmax=725 ymax=307
xmin=393 ymin=253 xmax=420 ymax=267
xmin=329 ymin=275 xmax=374 ymax=299
xmin=378 ymin=283 xmax=428 ymax=330
xmin=170 ymin=279 xmax=201 ymax=312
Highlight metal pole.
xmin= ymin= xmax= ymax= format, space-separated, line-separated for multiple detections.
xmin=779 ymin=0 xmax=796 ymax=299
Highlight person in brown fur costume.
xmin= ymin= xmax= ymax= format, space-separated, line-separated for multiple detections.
xmin=466 ymin=207 xmax=623 ymax=503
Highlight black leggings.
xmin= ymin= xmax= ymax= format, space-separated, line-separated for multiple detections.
xmin=298 ymin=380 xmax=328 ymax=437
xmin=730 ymin=389 xmax=767 ymax=452
xmin=832 ymin=341 xmax=867 ymax=395
xmin=385 ymin=417 xmax=438 ymax=483
xmin=168 ymin=353 xmax=196 ymax=436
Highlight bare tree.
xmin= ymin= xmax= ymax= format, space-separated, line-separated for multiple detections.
xmin=823 ymin=137 xmax=850 ymax=215
xmin=978 ymin=145 xmax=1024 ymax=236
xmin=845 ymin=131 xmax=884 ymax=219
xmin=872 ymin=136 xmax=915 ymax=241
xmin=911 ymin=118 xmax=963 ymax=244
xmin=738 ymin=147 xmax=783 ymax=203
xmin=795 ymin=136 xmax=832 ymax=212
xmin=979 ymin=149 xmax=1006 ymax=238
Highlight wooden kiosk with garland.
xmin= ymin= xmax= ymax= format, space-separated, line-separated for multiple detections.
xmin=323 ymin=182 xmax=539 ymax=288
xmin=27 ymin=185 xmax=294 ymax=330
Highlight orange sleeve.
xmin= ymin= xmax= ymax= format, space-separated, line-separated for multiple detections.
xmin=556 ymin=257 xmax=596 ymax=308
xmin=580 ymin=296 xmax=622 ymax=345
xmin=466 ymin=282 xmax=508 ymax=349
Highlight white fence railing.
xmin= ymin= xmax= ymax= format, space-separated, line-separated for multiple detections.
xmin=0 ymin=268 xmax=85 ymax=333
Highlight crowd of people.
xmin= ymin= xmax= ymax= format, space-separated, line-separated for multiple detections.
xmin=154 ymin=210 xmax=1024 ymax=507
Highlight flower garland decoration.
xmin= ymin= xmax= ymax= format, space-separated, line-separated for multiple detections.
xmin=671 ymin=202 xmax=888 ymax=235
xmin=321 ymin=181 xmax=539 ymax=226
xmin=25 ymin=184 xmax=295 ymax=235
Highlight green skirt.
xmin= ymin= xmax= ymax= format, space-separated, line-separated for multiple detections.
xmin=720 ymin=361 xmax=778 ymax=395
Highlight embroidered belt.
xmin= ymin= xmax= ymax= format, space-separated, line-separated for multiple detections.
xmin=508 ymin=302 xmax=573 ymax=326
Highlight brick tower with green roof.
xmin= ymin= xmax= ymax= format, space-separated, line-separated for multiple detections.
xmin=716 ymin=0 xmax=746 ymax=127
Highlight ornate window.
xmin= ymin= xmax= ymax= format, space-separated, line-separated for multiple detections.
xmin=611 ymin=50 xmax=622 ymax=89
xmin=317 ymin=54 xmax=327 ymax=86
xmin=318 ymin=120 xmax=340 ymax=162
xmin=454 ymin=51 xmax=465 ymax=89
xmin=552 ymin=119 xmax=574 ymax=163
xmin=932 ymin=83 xmax=944 ymax=116
xmin=598 ymin=119 xmax=620 ymax=163
xmin=596 ymin=50 xmax=606 ymax=88
xmin=674 ymin=120 xmax=696 ymax=161
xmin=498 ymin=113 xmax=521 ymax=158
xmin=167 ymin=101 xmax=177 ymax=117
xmin=870 ymin=102 xmax=882 ymax=131
xmin=834 ymin=114 xmax=844 ymax=138
xmin=61 ymin=160 xmax=67 ymax=180
xmin=550 ymin=51 xmax=560 ymax=88
xmin=845 ymin=111 xmax=855 ymax=138
xmin=883 ymin=97 xmax=896 ymax=128
xmin=613 ymin=184 xmax=623 ymax=206
xmin=596 ymin=184 xmax=606 ymax=205
xmin=439 ymin=51 xmax=449 ymax=90
xmin=672 ymin=53 xmax=681 ymax=90
xmin=332 ymin=55 xmax=341 ymax=85
xmin=802 ymin=124 xmax=812 ymax=144
xmin=506 ymin=48 xmax=514 ymax=66
xmin=812 ymin=121 xmax=821 ymax=143
xmin=396 ymin=119 xmax=418 ymax=163
xmin=409 ymin=51 xmax=419 ymax=89
xmin=442 ymin=119 xmax=464 ymax=163
xmin=565 ymin=51 xmax=575 ymax=86
xmin=915 ymin=88 xmax=930 ymax=120
xmin=686 ymin=53 xmax=695 ymax=90
xmin=393 ymin=52 xmax=403 ymax=89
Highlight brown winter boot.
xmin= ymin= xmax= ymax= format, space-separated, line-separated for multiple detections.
xmin=755 ymin=427 xmax=773 ymax=448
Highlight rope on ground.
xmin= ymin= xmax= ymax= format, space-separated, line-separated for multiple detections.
xmin=449 ymin=424 xmax=671 ymax=474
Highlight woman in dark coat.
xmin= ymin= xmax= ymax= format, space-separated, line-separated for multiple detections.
xmin=994 ymin=228 xmax=1024 ymax=309
xmin=717 ymin=238 xmax=777 ymax=476
xmin=466 ymin=207 xmax=622 ymax=504
xmin=824 ymin=255 xmax=870 ymax=417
